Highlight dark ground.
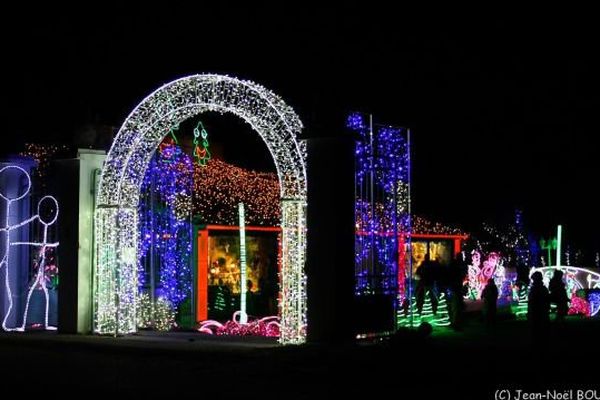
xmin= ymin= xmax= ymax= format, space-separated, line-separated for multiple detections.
xmin=1 ymin=317 xmax=598 ymax=398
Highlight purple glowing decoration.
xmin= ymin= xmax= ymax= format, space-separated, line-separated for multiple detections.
xmin=198 ymin=312 xmax=280 ymax=337
xmin=588 ymin=291 xmax=600 ymax=317
xmin=349 ymin=112 xmax=411 ymax=297
xmin=568 ymin=296 xmax=590 ymax=317
xmin=347 ymin=113 xmax=367 ymax=131
xmin=138 ymin=139 xmax=193 ymax=310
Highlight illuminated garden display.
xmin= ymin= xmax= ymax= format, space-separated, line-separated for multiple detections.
xmin=348 ymin=112 xmax=413 ymax=333
xmin=94 ymin=74 xmax=307 ymax=344
xmin=465 ymin=250 xmax=508 ymax=300
xmin=136 ymin=127 xmax=283 ymax=334
xmin=530 ymin=266 xmax=600 ymax=317
xmin=349 ymin=112 xmax=410 ymax=298
xmin=397 ymin=293 xmax=450 ymax=327
xmin=137 ymin=139 xmax=194 ymax=327
xmin=198 ymin=226 xmax=280 ymax=320
xmin=409 ymin=217 xmax=468 ymax=274
xmin=4 ymin=75 xmax=597 ymax=350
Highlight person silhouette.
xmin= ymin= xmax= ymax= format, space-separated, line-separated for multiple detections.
xmin=416 ymin=254 xmax=438 ymax=314
xmin=482 ymin=278 xmax=498 ymax=327
xmin=246 ymin=279 xmax=255 ymax=315
xmin=448 ymin=252 xmax=467 ymax=330
xmin=549 ymin=270 xmax=569 ymax=322
xmin=528 ymin=271 xmax=550 ymax=342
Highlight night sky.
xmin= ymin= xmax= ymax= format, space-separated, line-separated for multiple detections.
xmin=2 ymin=5 xmax=598 ymax=253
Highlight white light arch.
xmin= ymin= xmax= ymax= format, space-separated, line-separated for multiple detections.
xmin=95 ymin=74 xmax=307 ymax=344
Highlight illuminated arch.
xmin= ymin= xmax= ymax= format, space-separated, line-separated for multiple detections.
xmin=94 ymin=74 xmax=307 ymax=344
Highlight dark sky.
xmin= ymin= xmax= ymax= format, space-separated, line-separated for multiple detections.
xmin=2 ymin=5 xmax=599 ymax=252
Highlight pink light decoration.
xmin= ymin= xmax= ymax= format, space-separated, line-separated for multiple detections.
xmin=466 ymin=251 xmax=506 ymax=299
xmin=198 ymin=311 xmax=280 ymax=337
xmin=481 ymin=252 xmax=500 ymax=281
xmin=568 ymin=296 xmax=590 ymax=317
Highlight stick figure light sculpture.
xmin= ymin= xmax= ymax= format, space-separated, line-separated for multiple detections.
xmin=12 ymin=196 xmax=59 ymax=331
xmin=0 ymin=165 xmax=59 ymax=331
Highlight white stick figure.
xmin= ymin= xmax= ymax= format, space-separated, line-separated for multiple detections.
xmin=0 ymin=165 xmax=37 ymax=331
xmin=11 ymin=195 xmax=59 ymax=331
xmin=0 ymin=166 xmax=59 ymax=332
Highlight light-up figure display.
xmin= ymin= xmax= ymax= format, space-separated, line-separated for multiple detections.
xmin=531 ymin=266 xmax=600 ymax=317
xmin=465 ymin=250 xmax=506 ymax=300
xmin=12 ymin=196 xmax=59 ymax=331
xmin=0 ymin=165 xmax=59 ymax=331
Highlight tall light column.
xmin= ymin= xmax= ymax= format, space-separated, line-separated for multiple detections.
xmin=238 ymin=202 xmax=248 ymax=324
xmin=556 ymin=225 xmax=562 ymax=267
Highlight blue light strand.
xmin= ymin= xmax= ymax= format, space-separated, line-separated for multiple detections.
xmin=588 ymin=291 xmax=600 ymax=317
xmin=349 ymin=112 xmax=410 ymax=296
xmin=138 ymin=142 xmax=193 ymax=309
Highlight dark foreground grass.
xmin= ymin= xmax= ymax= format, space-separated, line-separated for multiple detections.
xmin=1 ymin=316 xmax=597 ymax=398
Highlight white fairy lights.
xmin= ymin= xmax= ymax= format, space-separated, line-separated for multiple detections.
xmin=238 ymin=202 xmax=248 ymax=324
xmin=279 ymin=200 xmax=307 ymax=343
xmin=12 ymin=196 xmax=60 ymax=331
xmin=0 ymin=166 xmax=60 ymax=331
xmin=95 ymin=74 xmax=307 ymax=343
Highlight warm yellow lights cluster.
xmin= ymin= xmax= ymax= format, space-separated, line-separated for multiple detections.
xmin=412 ymin=215 xmax=465 ymax=235
xmin=194 ymin=159 xmax=280 ymax=226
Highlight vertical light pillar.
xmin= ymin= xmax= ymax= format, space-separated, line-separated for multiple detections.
xmin=238 ymin=203 xmax=248 ymax=324
xmin=280 ymin=199 xmax=307 ymax=344
xmin=556 ymin=225 xmax=562 ymax=267
xmin=77 ymin=150 xmax=105 ymax=333
xmin=94 ymin=206 xmax=138 ymax=335
xmin=196 ymin=228 xmax=209 ymax=322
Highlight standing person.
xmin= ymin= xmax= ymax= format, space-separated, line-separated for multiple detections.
xmin=549 ymin=270 xmax=569 ymax=322
xmin=528 ymin=271 xmax=550 ymax=342
xmin=516 ymin=261 xmax=530 ymax=290
xmin=481 ymin=278 xmax=498 ymax=327
xmin=415 ymin=254 xmax=437 ymax=314
xmin=448 ymin=252 xmax=467 ymax=330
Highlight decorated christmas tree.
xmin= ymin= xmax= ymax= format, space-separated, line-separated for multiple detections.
xmin=432 ymin=293 xmax=450 ymax=327
xmin=398 ymin=291 xmax=450 ymax=328
xmin=513 ymin=286 xmax=528 ymax=319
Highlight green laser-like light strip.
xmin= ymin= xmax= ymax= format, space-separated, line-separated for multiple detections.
xmin=170 ymin=124 xmax=180 ymax=144
xmin=193 ymin=121 xmax=211 ymax=167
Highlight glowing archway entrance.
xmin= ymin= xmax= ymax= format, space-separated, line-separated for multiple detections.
xmin=94 ymin=74 xmax=307 ymax=344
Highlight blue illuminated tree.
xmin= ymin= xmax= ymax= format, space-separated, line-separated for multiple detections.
xmin=138 ymin=139 xmax=193 ymax=310
xmin=349 ymin=112 xmax=410 ymax=297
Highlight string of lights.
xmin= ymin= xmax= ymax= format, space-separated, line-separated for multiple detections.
xmin=194 ymin=159 xmax=280 ymax=226
xmin=464 ymin=251 xmax=506 ymax=300
xmin=531 ymin=266 xmax=600 ymax=317
xmin=198 ymin=312 xmax=279 ymax=337
xmin=397 ymin=293 xmax=450 ymax=327
xmin=412 ymin=215 xmax=465 ymax=236
xmin=588 ymin=292 xmax=600 ymax=316
xmin=482 ymin=215 xmax=530 ymax=267
xmin=136 ymin=292 xmax=176 ymax=331
xmin=568 ymin=296 xmax=590 ymax=317
xmin=348 ymin=112 xmax=410 ymax=297
xmin=193 ymin=120 xmax=211 ymax=166
xmin=1 ymin=166 xmax=59 ymax=332
xmin=138 ymin=142 xmax=193 ymax=310
xmin=95 ymin=74 xmax=307 ymax=344
xmin=19 ymin=143 xmax=70 ymax=185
